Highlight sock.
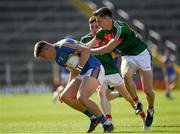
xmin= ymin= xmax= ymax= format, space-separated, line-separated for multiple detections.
xmin=133 ymin=96 xmax=140 ymax=103
xmin=148 ymin=105 xmax=154 ymax=110
xmin=105 ymin=114 xmax=112 ymax=121
xmin=139 ymin=111 xmax=146 ymax=120
xmin=83 ymin=110 xmax=96 ymax=120
xmin=98 ymin=114 xmax=110 ymax=125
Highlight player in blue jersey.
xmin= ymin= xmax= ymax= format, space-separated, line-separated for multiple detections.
xmin=34 ymin=38 xmax=113 ymax=132
xmin=162 ymin=47 xmax=177 ymax=100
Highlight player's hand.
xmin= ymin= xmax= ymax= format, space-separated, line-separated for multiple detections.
xmin=71 ymin=68 xmax=81 ymax=76
xmin=59 ymin=95 xmax=63 ymax=103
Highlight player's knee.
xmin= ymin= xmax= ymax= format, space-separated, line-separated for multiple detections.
xmin=60 ymin=93 xmax=70 ymax=102
xmin=123 ymin=72 xmax=132 ymax=81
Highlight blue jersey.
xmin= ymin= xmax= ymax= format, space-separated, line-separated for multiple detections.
xmin=163 ymin=55 xmax=175 ymax=76
xmin=55 ymin=38 xmax=101 ymax=75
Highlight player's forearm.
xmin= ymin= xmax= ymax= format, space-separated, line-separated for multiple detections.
xmin=86 ymin=37 xmax=99 ymax=48
xmin=79 ymin=48 xmax=90 ymax=67
xmin=91 ymin=45 xmax=109 ymax=55
xmin=91 ymin=39 xmax=119 ymax=55
xmin=68 ymin=72 xmax=76 ymax=83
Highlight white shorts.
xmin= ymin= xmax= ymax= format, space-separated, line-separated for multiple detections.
xmin=121 ymin=49 xmax=152 ymax=71
xmin=76 ymin=65 xmax=105 ymax=85
xmin=105 ymin=73 xmax=124 ymax=88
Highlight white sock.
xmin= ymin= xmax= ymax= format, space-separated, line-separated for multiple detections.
xmin=90 ymin=115 xmax=96 ymax=120
xmin=103 ymin=120 xmax=111 ymax=125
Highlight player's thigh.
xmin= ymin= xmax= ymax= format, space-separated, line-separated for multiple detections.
xmin=78 ymin=76 xmax=99 ymax=98
xmin=139 ymin=70 xmax=153 ymax=91
xmin=121 ymin=59 xmax=137 ymax=78
xmin=61 ymin=78 xmax=81 ymax=98
xmin=116 ymin=83 xmax=129 ymax=96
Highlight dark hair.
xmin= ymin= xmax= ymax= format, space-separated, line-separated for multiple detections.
xmin=34 ymin=41 xmax=49 ymax=58
xmin=93 ymin=7 xmax=112 ymax=18
xmin=89 ymin=16 xmax=96 ymax=23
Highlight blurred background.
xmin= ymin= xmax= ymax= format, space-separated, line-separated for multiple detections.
xmin=0 ymin=0 xmax=180 ymax=94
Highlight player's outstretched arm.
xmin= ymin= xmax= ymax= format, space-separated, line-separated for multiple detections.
xmin=91 ymin=38 xmax=122 ymax=55
xmin=85 ymin=37 xmax=99 ymax=48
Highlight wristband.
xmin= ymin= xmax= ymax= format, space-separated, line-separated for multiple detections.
xmin=75 ymin=65 xmax=83 ymax=72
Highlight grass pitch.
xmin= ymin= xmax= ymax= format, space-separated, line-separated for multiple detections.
xmin=0 ymin=90 xmax=180 ymax=134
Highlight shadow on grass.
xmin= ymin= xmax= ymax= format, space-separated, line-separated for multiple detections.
xmin=93 ymin=125 xmax=180 ymax=133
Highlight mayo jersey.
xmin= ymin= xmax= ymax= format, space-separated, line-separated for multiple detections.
xmin=95 ymin=20 xmax=147 ymax=56
xmin=80 ymin=33 xmax=119 ymax=75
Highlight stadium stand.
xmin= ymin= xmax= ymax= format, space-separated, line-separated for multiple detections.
xmin=0 ymin=0 xmax=179 ymax=88
xmin=83 ymin=0 xmax=180 ymax=88
xmin=0 ymin=0 xmax=88 ymax=85
xmin=88 ymin=0 xmax=180 ymax=59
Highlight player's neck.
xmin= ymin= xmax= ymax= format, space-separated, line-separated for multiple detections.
xmin=50 ymin=47 xmax=56 ymax=59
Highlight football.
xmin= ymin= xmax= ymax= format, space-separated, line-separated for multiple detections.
xmin=66 ymin=55 xmax=80 ymax=68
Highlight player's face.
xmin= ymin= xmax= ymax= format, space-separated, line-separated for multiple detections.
xmin=96 ymin=16 xmax=108 ymax=30
xmin=89 ymin=21 xmax=99 ymax=36
xmin=39 ymin=46 xmax=54 ymax=61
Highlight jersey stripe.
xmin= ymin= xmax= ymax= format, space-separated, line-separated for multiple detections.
xmin=114 ymin=21 xmax=122 ymax=39
xmin=62 ymin=43 xmax=77 ymax=49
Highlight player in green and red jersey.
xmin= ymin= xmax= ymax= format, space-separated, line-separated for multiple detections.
xmin=86 ymin=7 xmax=155 ymax=130
xmin=81 ymin=16 xmax=146 ymax=132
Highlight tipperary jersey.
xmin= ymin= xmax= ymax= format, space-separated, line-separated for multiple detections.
xmin=163 ymin=55 xmax=176 ymax=76
xmin=54 ymin=38 xmax=101 ymax=75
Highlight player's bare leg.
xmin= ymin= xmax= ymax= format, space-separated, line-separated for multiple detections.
xmin=121 ymin=62 xmax=146 ymax=127
xmin=97 ymin=84 xmax=112 ymax=123
xmin=106 ymin=89 xmax=122 ymax=101
xmin=77 ymin=76 xmax=105 ymax=117
xmin=77 ymin=76 xmax=113 ymax=132
xmin=60 ymin=77 xmax=102 ymax=133
xmin=115 ymin=84 xmax=135 ymax=108
xmin=139 ymin=70 xmax=155 ymax=128
xmin=60 ymin=78 xmax=87 ymax=112
xmin=165 ymin=77 xmax=176 ymax=100
xmin=121 ymin=62 xmax=138 ymax=101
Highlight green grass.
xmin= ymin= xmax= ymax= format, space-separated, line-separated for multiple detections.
xmin=0 ymin=90 xmax=180 ymax=134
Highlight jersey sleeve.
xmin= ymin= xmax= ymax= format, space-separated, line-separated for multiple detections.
xmin=80 ymin=36 xmax=87 ymax=44
xmin=59 ymin=38 xmax=78 ymax=53
xmin=114 ymin=21 xmax=122 ymax=39
xmin=114 ymin=21 xmax=126 ymax=42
